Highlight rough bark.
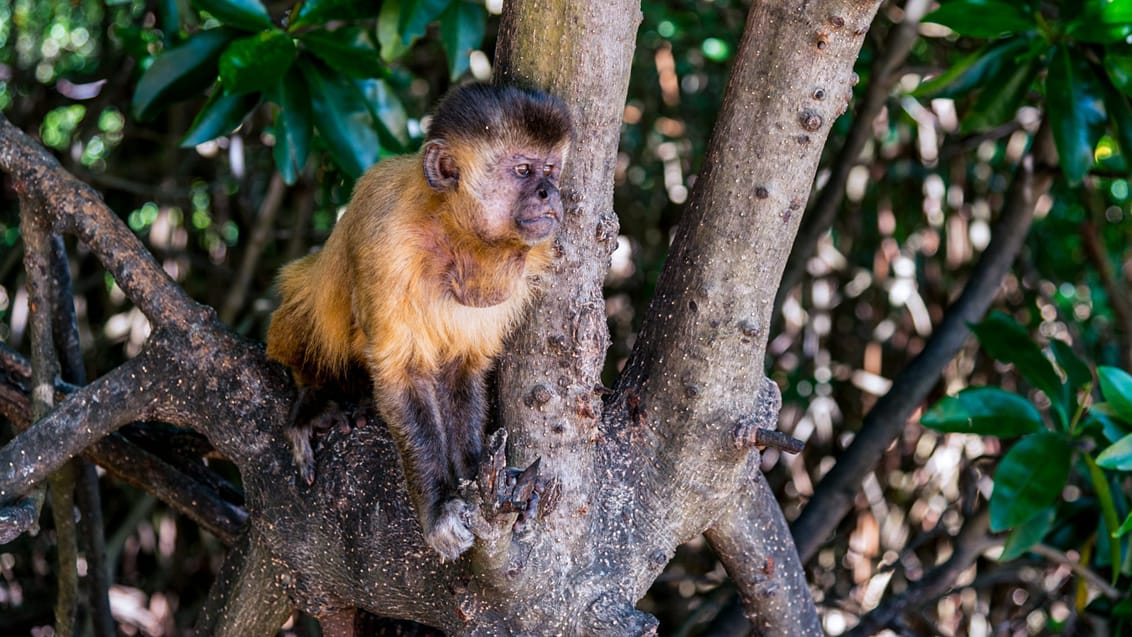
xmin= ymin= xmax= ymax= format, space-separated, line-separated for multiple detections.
xmin=0 ymin=0 xmax=883 ymax=633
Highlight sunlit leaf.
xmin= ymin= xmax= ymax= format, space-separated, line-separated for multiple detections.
xmin=1046 ymin=44 xmax=1109 ymax=185
xmin=970 ymin=312 xmax=1067 ymax=425
xmin=1097 ymin=432 xmax=1132 ymax=470
xmin=1000 ymin=506 xmax=1055 ymax=560
xmin=290 ymin=0 xmax=382 ymax=30
xmin=133 ymin=28 xmax=234 ymax=120
xmin=219 ymin=30 xmax=297 ymax=95
xmin=179 ymin=87 xmax=260 ymax=147
xmin=1099 ymin=72 xmax=1132 ymax=163
xmin=193 ymin=0 xmax=273 ymax=32
xmin=299 ymin=27 xmax=386 ymax=78
xmin=923 ymin=0 xmax=1035 ymax=38
xmin=1069 ymin=0 xmax=1132 ymax=43
xmin=1117 ymin=512 xmax=1132 ymax=538
xmin=1098 ymin=366 xmax=1132 ymax=424
xmin=356 ymin=79 xmax=411 ymax=153
xmin=270 ymin=70 xmax=312 ymax=184
xmin=378 ymin=2 xmax=409 ymax=61
xmin=299 ymin=60 xmax=381 ymax=178
xmin=989 ymin=431 xmax=1072 ymax=532
xmin=440 ymin=0 xmax=487 ymax=80
xmin=921 ymin=387 xmax=1044 ymax=437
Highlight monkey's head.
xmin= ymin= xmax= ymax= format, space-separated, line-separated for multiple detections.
xmin=421 ymin=83 xmax=573 ymax=247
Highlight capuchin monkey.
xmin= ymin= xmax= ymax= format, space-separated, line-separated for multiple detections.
xmin=266 ymin=83 xmax=572 ymax=560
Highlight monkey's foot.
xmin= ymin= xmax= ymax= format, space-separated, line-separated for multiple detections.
xmin=425 ymin=498 xmax=474 ymax=561
xmin=474 ymin=430 xmax=549 ymax=535
xmin=285 ymin=424 xmax=316 ymax=485
xmin=286 ymin=388 xmax=355 ymax=485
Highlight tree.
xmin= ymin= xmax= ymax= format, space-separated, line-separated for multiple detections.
xmin=4 ymin=0 xmax=1132 ymax=635
xmin=0 ymin=0 xmax=878 ymax=634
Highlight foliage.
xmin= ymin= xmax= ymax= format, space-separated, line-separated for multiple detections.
xmin=1 ymin=0 xmax=1132 ymax=634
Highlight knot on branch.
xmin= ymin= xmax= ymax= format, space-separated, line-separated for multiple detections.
xmin=732 ymin=377 xmax=803 ymax=454
xmin=467 ymin=429 xmax=552 ymax=541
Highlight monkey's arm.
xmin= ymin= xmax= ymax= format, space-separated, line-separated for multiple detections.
xmin=376 ymin=373 xmax=475 ymax=560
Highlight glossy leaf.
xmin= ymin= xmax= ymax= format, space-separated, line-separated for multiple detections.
xmin=400 ymin=0 xmax=453 ymax=44
xmin=1046 ymin=44 xmax=1109 ymax=185
xmin=219 ymin=30 xmax=297 ymax=95
xmin=923 ymin=0 xmax=1035 ymax=38
xmin=970 ymin=312 xmax=1066 ymax=423
xmin=300 ymin=60 xmax=381 ymax=178
xmin=377 ymin=2 xmax=409 ymax=61
xmin=1097 ymin=433 xmax=1132 ymax=471
xmin=179 ymin=87 xmax=260 ymax=147
xmin=270 ymin=70 xmax=312 ymax=184
xmin=193 ymin=0 xmax=273 ymax=32
xmin=440 ymin=0 xmax=487 ymax=80
xmin=1050 ymin=340 xmax=1092 ymax=393
xmin=1000 ymin=506 xmax=1055 ymax=561
xmin=914 ymin=38 xmax=1031 ymax=99
xmin=1100 ymin=71 xmax=1132 ymax=163
xmin=356 ymin=79 xmax=410 ymax=153
xmin=133 ymin=28 xmax=233 ymax=120
xmin=1069 ymin=1 xmax=1132 ymax=43
xmin=1098 ymin=366 xmax=1132 ymax=424
xmin=989 ymin=431 xmax=1072 ymax=532
xmin=921 ymin=387 xmax=1043 ymax=437
xmin=299 ymin=27 xmax=386 ymax=78
xmin=961 ymin=54 xmax=1038 ymax=133
xmin=289 ymin=0 xmax=381 ymax=30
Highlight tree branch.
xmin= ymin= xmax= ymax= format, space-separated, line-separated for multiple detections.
xmin=704 ymin=465 xmax=821 ymax=636
xmin=791 ymin=121 xmax=1058 ymax=563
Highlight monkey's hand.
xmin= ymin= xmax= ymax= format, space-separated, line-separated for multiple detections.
xmin=425 ymin=498 xmax=475 ymax=560
xmin=285 ymin=386 xmax=355 ymax=485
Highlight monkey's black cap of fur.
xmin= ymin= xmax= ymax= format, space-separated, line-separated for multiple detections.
xmin=426 ymin=82 xmax=573 ymax=149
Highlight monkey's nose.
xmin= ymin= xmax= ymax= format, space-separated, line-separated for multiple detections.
xmin=537 ymin=188 xmax=549 ymax=199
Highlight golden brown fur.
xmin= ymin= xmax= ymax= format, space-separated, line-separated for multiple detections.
xmin=266 ymin=82 xmax=571 ymax=560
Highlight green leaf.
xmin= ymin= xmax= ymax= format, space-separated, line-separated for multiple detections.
xmin=270 ymin=70 xmax=312 ymax=184
xmin=289 ymin=0 xmax=382 ymax=30
xmin=1000 ymin=506 xmax=1055 ymax=561
xmin=378 ymin=2 xmax=409 ymax=62
xmin=961 ymin=53 xmax=1038 ymax=133
xmin=356 ymin=79 xmax=411 ymax=153
xmin=921 ymin=387 xmax=1044 ymax=437
xmin=989 ymin=431 xmax=1072 ymax=532
xmin=299 ymin=27 xmax=386 ymax=78
xmin=1046 ymin=44 xmax=1109 ymax=185
xmin=439 ymin=0 xmax=487 ymax=80
xmin=400 ymin=0 xmax=453 ymax=44
xmin=923 ymin=0 xmax=1035 ymax=38
xmin=970 ymin=312 xmax=1067 ymax=424
xmin=1085 ymin=454 xmax=1123 ymax=583
xmin=1050 ymin=340 xmax=1092 ymax=393
xmin=193 ymin=0 xmax=273 ymax=32
xmin=133 ymin=28 xmax=234 ymax=120
xmin=1097 ymin=432 xmax=1132 ymax=470
xmin=913 ymin=38 xmax=1031 ymax=99
xmin=1117 ymin=512 xmax=1132 ymax=538
xmin=1106 ymin=52 xmax=1132 ymax=97
xmin=1069 ymin=1 xmax=1132 ymax=43
xmin=179 ymin=87 xmax=260 ymax=146
xmin=299 ymin=60 xmax=381 ymax=178
xmin=1098 ymin=366 xmax=1132 ymax=424
xmin=219 ymin=30 xmax=297 ymax=95
xmin=1099 ymin=71 xmax=1132 ymax=165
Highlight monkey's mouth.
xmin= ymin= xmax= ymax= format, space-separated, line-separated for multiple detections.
xmin=516 ymin=211 xmax=560 ymax=240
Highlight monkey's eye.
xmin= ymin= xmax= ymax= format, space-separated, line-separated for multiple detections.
xmin=542 ymin=164 xmax=553 ymax=176
xmin=514 ymin=163 xmax=531 ymax=177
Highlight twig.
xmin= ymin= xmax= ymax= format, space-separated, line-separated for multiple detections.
xmin=1030 ymin=543 xmax=1125 ymax=600
xmin=1080 ymin=185 xmax=1132 ymax=370
xmin=791 ymin=120 xmax=1058 ymax=562
xmin=220 ymin=172 xmax=287 ymax=326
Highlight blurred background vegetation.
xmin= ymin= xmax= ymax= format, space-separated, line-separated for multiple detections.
xmin=1 ymin=0 xmax=1131 ymax=635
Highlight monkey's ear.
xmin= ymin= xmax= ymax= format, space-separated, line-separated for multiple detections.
xmin=423 ymin=141 xmax=460 ymax=191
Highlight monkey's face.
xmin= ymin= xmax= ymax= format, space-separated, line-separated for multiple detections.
xmin=503 ymin=152 xmax=564 ymax=245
